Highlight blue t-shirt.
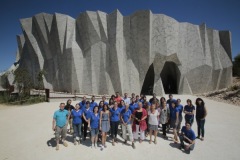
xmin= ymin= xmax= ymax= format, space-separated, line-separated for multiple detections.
xmin=71 ymin=109 xmax=83 ymax=124
xmin=184 ymin=105 xmax=195 ymax=120
xmin=83 ymin=108 xmax=93 ymax=120
xmin=129 ymin=103 xmax=138 ymax=112
xmin=90 ymin=113 xmax=100 ymax=129
xmin=110 ymin=107 xmax=121 ymax=122
xmin=103 ymin=101 xmax=109 ymax=105
xmin=53 ymin=109 xmax=69 ymax=127
xmin=79 ymin=101 xmax=86 ymax=110
xmin=98 ymin=107 xmax=103 ymax=114
xmin=118 ymin=105 xmax=125 ymax=112
xmin=90 ymin=101 xmax=98 ymax=110
xmin=167 ymin=99 xmax=176 ymax=113
xmin=121 ymin=109 xmax=132 ymax=124
xmin=177 ymin=104 xmax=183 ymax=117
xmin=181 ymin=126 xmax=196 ymax=141
xmin=170 ymin=107 xmax=179 ymax=120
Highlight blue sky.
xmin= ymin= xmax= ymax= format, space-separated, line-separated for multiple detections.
xmin=0 ymin=0 xmax=239 ymax=72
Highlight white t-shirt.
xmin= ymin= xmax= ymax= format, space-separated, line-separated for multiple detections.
xmin=148 ymin=110 xmax=159 ymax=125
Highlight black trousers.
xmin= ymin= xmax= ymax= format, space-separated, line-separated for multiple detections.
xmin=162 ymin=123 xmax=167 ymax=136
xmin=82 ymin=119 xmax=89 ymax=138
xmin=110 ymin=121 xmax=119 ymax=139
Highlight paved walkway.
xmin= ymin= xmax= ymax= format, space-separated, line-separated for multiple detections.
xmin=0 ymin=95 xmax=239 ymax=160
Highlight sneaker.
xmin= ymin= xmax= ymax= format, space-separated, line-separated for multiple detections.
xmin=200 ymin=137 xmax=204 ymax=141
xmin=63 ymin=141 xmax=68 ymax=147
xmin=132 ymin=143 xmax=136 ymax=149
xmin=124 ymin=140 xmax=127 ymax=144
xmin=91 ymin=144 xmax=94 ymax=148
xmin=149 ymin=140 xmax=152 ymax=144
xmin=56 ymin=144 xmax=59 ymax=151
xmin=100 ymin=145 xmax=104 ymax=151
xmin=112 ymin=141 xmax=115 ymax=146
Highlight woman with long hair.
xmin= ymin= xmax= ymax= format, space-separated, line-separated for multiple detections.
xmin=100 ymin=104 xmax=110 ymax=149
xmin=195 ymin=98 xmax=207 ymax=141
xmin=88 ymin=106 xmax=100 ymax=148
xmin=184 ymin=99 xmax=195 ymax=125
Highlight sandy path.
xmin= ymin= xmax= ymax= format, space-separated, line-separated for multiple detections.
xmin=0 ymin=95 xmax=239 ymax=160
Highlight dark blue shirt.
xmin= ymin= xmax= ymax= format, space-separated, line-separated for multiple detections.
xmin=90 ymin=113 xmax=100 ymax=129
xmin=167 ymin=99 xmax=176 ymax=110
xmin=103 ymin=101 xmax=109 ymax=105
xmin=71 ymin=109 xmax=83 ymax=124
xmin=129 ymin=103 xmax=138 ymax=112
xmin=184 ymin=105 xmax=195 ymax=120
xmin=110 ymin=107 xmax=121 ymax=122
xmin=121 ymin=109 xmax=132 ymax=124
xmin=79 ymin=101 xmax=86 ymax=110
xmin=181 ymin=126 xmax=196 ymax=141
xmin=83 ymin=108 xmax=93 ymax=120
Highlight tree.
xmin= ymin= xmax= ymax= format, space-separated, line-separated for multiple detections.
xmin=233 ymin=53 xmax=240 ymax=77
xmin=13 ymin=68 xmax=33 ymax=100
xmin=36 ymin=70 xmax=45 ymax=96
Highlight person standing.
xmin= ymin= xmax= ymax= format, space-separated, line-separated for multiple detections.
xmin=82 ymin=101 xmax=92 ymax=141
xmin=195 ymin=98 xmax=207 ymax=141
xmin=64 ymin=99 xmax=74 ymax=134
xmin=170 ymin=101 xmax=179 ymax=143
xmin=120 ymin=103 xmax=135 ymax=149
xmin=179 ymin=122 xmax=196 ymax=154
xmin=114 ymin=92 xmax=123 ymax=105
xmin=79 ymin=96 xmax=87 ymax=110
xmin=90 ymin=96 xmax=98 ymax=110
xmin=148 ymin=104 xmax=159 ymax=144
xmin=99 ymin=104 xmax=110 ymax=150
xmin=132 ymin=102 xmax=147 ymax=143
xmin=184 ymin=99 xmax=195 ymax=125
xmin=52 ymin=103 xmax=69 ymax=150
xmin=166 ymin=94 xmax=176 ymax=132
xmin=176 ymin=99 xmax=183 ymax=134
xmin=110 ymin=101 xmax=121 ymax=146
xmin=123 ymin=93 xmax=131 ymax=105
xmin=71 ymin=104 xmax=83 ymax=145
xmin=159 ymin=101 xmax=170 ymax=139
xmin=88 ymin=106 xmax=100 ymax=148
xmin=149 ymin=93 xmax=159 ymax=104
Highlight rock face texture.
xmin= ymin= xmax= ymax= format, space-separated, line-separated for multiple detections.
xmin=0 ymin=10 xmax=233 ymax=95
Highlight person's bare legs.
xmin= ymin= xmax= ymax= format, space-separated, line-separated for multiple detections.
xmin=94 ymin=135 xmax=98 ymax=148
xmin=154 ymin=130 xmax=157 ymax=144
xmin=149 ymin=129 xmax=152 ymax=144
xmin=173 ymin=128 xmax=178 ymax=143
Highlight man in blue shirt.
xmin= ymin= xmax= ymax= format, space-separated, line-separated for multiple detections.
xmin=176 ymin=99 xmax=184 ymax=134
xmin=166 ymin=94 xmax=176 ymax=132
xmin=179 ymin=122 xmax=196 ymax=154
xmin=52 ymin=103 xmax=70 ymax=150
xmin=102 ymin=95 xmax=109 ymax=105
xmin=82 ymin=101 xmax=92 ymax=141
xmin=120 ymin=103 xmax=135 ymax=149
xmin=79 ymin=96 xmax=87 ymax=110
xmin=90 ymin=96 xmax=98 ymax=110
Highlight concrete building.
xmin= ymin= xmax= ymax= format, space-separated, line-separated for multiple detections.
xmin=0 ymin=10 xmax=233 ymax=95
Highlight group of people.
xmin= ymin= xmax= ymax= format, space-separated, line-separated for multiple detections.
xmin=52 ymin=92 xmax=207 ymax=153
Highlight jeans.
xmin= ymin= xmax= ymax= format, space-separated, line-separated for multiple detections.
xmin=122 ymin=124 xmax=134 ymax=142
xmin=179 ymin=134 xmax=195 ymax=151
xmin=73 ymin=123 xmax=82 ymax=139
xmin=196 ymin=119 xmax=205 ymax=137
xmin=110 ymin=121 xmax=119 ymax=139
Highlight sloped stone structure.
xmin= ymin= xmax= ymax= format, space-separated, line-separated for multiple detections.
xmin=0 ymin=10 xmax=233 ymax=95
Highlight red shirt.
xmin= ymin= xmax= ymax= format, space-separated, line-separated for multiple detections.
xmin=114 ymin=96 xmax=122 ymax=104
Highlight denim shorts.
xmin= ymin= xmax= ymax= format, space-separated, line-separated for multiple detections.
xmin=90 ymin=128 xmax=99 ymax=137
